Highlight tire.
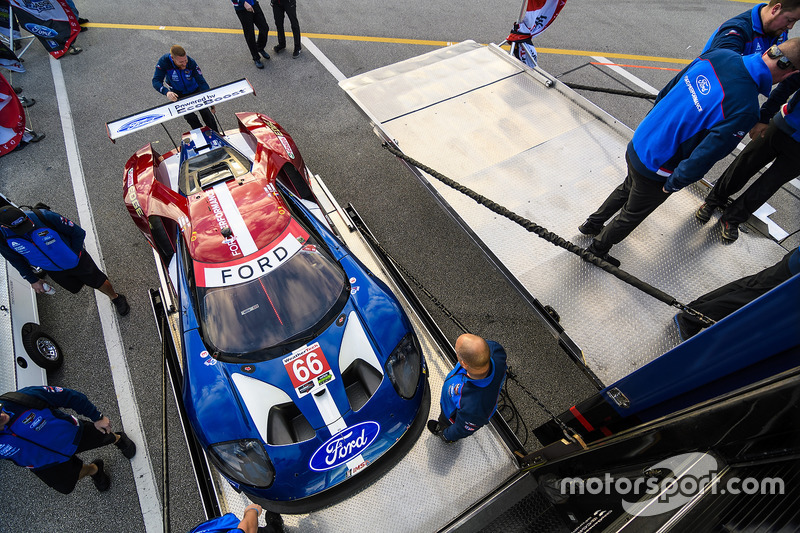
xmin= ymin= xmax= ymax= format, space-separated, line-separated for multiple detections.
xmin=21 ymin=323 xmax=64 ymax=371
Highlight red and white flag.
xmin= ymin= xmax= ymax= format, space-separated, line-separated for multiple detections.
xmin=8 ymin=0 xmax=80 ymax=59
xmin=507 ymin=0 xmax=567 ymax=41
xmin=0 ymin=73 xmax=25 ymax=156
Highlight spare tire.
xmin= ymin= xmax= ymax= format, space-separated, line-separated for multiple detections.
xmin=22 ymin=323 xmax=64 ymax=372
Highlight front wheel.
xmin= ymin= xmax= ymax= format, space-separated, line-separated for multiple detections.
xmin=22 ymin=323 xmax=64 ymax=371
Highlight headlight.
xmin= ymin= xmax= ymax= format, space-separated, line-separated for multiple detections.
xmin=384 ymin=333 xmax=421 ymax=399
xmin=207 ymin=439 xmax=275 ymax=488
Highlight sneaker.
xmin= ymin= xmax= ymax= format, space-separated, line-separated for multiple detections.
xmin=254 ymin=59 xmax=264 ymax=69
xmin=112 ymin=294 xmax=130 ymax=316
xmin=578 ymin=219 xmax=603 ymax=236
xmin=78 ymin=17 xmax=89 ymax=24
xmin=695 ymin=202 xmax=715 ymax=223
xmin=426 ymin=420 xmax=441 ymax=435
xmin=586 ymin=243 xmax=621 ymax=267
xmin=115 ymin=431 xmax=137 ymax=459
xmin=259 ymin=49 xmax=270 ymax=60
xmin=720 ymin=220 xmax=739 ymax=242
xmin=673 ymin=313 xmax=700 ymax=342
xmin=292 ymin=49 xmax=301 ymax=58
xmin=91 ymin=459 xmax=110 ymax=491
xmin=273 ymin=44 xmax=285 ymax=53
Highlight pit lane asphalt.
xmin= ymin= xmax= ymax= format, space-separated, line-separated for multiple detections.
xmin=0 ymin=1 xmax=790 ymax=531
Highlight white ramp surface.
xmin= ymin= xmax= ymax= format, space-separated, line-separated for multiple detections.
xmin=341 ymin=41 xmax=787 ymax=385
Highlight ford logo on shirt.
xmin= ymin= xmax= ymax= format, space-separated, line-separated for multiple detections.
xmin=118 ymin=114 xmax=164 ymax=132
xmin=24 ymin=24 xmax=58 ymax=38
xmin=309 ymin=421 xmax=380 ymax=471
xmin=695 ymin=75 xmax=711 ymax=96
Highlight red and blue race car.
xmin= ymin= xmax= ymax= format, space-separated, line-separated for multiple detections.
xmin=117 ymin=94 xmax=429 ymax=511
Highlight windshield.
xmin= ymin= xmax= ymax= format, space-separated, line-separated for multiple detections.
xmin=197 ymin=240 xmax=347 ymax=360
xmin=179 ymin=147 xmax=251 ymax=195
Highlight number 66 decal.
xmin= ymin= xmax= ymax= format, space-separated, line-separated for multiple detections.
xmin=283 ymin=342 xmax=334 ymax=397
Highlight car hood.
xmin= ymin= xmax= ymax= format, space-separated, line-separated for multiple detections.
xmin=185 ymin=255 xmax=411 ymax=447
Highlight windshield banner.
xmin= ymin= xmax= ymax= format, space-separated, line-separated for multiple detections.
xmin=105 ymin=78 xmax=254 ymax=141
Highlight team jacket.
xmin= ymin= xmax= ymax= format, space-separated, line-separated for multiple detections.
xmin=0 ymin=209 xmax=85 ymax=282
xmin=629 ymin=49 xmax=771 ymax=193
xmin=703 ymin=3 xmax=788 ymax=55
xmin=759 ymin=72 xmax=800 ymax=142
xmin=152 ymin=54 xmax=211 ymax=97
xmin=440 ymin=341 xmax=507 ymax=442
xmin=230 ymin=0 xmax=256 ymax=11
xmin=0 ymin=386 xmax=103 ymax=470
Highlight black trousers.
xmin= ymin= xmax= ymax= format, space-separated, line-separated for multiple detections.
xmin=272 ymin=0 xmax=301 ymax=52
xmin=706 ymin=120 xmax=800 ymax=225
xmin=176 ymin=91 xmax=218 ymax=132
xmin=236 ymin=2 xmax=270 ymax=61
xmin=679 ymin=250 xmax=794 ymax=334
xmin=587 ymin=153 xmax=671 ymax=253
xmin=32 ymin=420 xmax=116 ymax=494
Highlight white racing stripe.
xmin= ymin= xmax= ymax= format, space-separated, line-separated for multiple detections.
xmin=311 ymin=389 xmax=365 ymax=470
xmin=212 ymin=182 xmax=259 ymax=256
xmin=49 ymin=56 xmax=163 ymax=533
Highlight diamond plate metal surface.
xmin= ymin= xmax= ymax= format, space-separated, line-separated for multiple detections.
xmin=0 ymin=260 xmax=17 ymax=394
xmin=206 ymin=176 xmax=519 ymax=530
xmin=343 ymin=42 xmax=788 ymax=386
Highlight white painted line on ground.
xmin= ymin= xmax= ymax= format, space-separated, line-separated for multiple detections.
xmin=591 ymin=56 xmax=659 ymax=95
xmin=303 ymin=36 xmax=346 ymax=82
xmin=49 ymin=55 xmax=163 ymax=533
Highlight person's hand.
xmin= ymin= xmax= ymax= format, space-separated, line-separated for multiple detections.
xmin=749 ymin=122 xmax=768 ymax=139
xmin=94 ymin=416 xmax=112 ymax=434
xmin=166 ymin=91 xmax=178 ymax=102
xmin=244 ymin=503 xmax=262 ymax=516
xmin=31 ymin=279 xmax=47 ymax=294
xmin=244 ymin=1 xmax=254 ymax=12
xmin=662 ymin=186 xmax=670 ymax=194
xmin=210 ymin=105 xmax=216 ymax=114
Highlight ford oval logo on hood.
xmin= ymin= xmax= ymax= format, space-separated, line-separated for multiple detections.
xmin=24 ymin=23 xmax=58 ymax=38
xmin=309 ymin=421 xmax=380 ymax=472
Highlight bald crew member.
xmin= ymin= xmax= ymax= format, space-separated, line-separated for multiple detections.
xmin=427 ymin=334 xmax=508 ymax=443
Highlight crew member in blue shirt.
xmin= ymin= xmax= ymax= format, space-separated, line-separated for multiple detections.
xmin=428 ymin=334 xmax=507 ymax=443
xmin=696 ymin=69 xmax=800 ymax=242
xmin=0 ymin=205 xmax=129 ymax=315
xmin=703 ymin=0 xmax=800 ymax=55
xmin=674 ymin=245 xmax=800 ymax=340
xmin=0 ymin=386 xmax=136 ymax=494
xmin=188 ymin=503 xmax=284 ymax=533
xmin=577 ymin=39 xmax=800 ymax=266
xmin=152 ymin=45 xmax=220 ymax=132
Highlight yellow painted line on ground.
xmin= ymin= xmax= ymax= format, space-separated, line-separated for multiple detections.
xmin=84 ymin=22 xmax=692 ymax=65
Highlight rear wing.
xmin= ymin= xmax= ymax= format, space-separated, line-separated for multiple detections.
xmin=105 ymin=78 xmax=255 ymax=142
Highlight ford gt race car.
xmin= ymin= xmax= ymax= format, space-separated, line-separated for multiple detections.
xmin=114 ymin=88 xmax=429 ymax=511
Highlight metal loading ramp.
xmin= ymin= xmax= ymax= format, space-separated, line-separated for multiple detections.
xmin=340 ymin=40 xmax=788 ymax=385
